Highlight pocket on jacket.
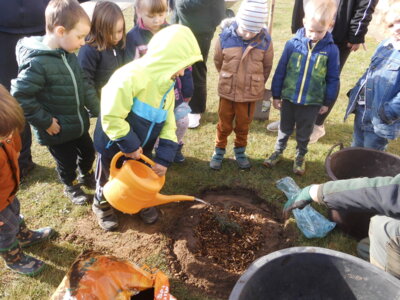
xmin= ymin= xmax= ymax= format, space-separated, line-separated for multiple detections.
xmin=219 ymin=72 xmax=233 ymax=94
xmin=250 ymin=74 xmax=264 ymax=96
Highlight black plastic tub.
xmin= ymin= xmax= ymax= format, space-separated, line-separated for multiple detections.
xmin=229 ymin=247 xmax=400 ymax=300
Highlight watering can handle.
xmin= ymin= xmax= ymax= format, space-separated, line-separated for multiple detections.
xmin=139 ymin=154 xmax=156 ymax=166
xmin=326 ymin=143 xmax=344 ymax=160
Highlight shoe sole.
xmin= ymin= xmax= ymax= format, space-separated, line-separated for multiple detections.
xmin=263 ymin=160 xmax=280 ymax=168
xmin=8 ymin=261 xmax=46 ymax=277
xmin=293 ymin=169 xmax=305 ymax=176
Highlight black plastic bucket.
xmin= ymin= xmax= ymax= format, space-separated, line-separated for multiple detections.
xmin=325 ymin=143 xmax=400 ymax=238
xmin=229 ymin=247 xmax=400 ymax=300
xmin=325 ymin=143 xmax=400 ymax=180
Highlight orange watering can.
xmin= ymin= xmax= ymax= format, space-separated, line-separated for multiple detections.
xmin=103 ymin=152 xmax=195 ymax=214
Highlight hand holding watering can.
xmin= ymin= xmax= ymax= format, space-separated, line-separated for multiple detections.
xmin=122 ymin=147 xmax=167 ymax=177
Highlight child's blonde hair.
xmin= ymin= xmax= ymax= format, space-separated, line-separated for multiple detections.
xmin=135 ymin=0 xmax=167 ymax=15
xmin=45 ymin=0 xmax=90 ymax=32
xmin=304 ymin=0 xmax=337 ymax=27
xmin=386 ymin=2 xmax=400 ymax=28
xmin=86 ymin=1 xmax=126 ymax=51
xmin=0 ymin=85 xmax=25 ymax=137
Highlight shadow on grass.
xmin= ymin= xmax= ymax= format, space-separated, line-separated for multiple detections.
xmin=24 ymin=239 xmax=81 ymax=288
xmin=20 ymin=164 xmax=59 ymax=188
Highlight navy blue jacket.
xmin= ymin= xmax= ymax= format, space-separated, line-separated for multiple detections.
xmin=0 ymin=0 xmax=50 ymax=34
xmin=272 ymin=28 xmax=340 ymax=106
xmin=78 ymin=43 xmax=130 ymax=97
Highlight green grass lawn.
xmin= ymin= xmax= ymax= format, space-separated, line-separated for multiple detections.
xmin=1 ymin=0 xmax=399 ymax=299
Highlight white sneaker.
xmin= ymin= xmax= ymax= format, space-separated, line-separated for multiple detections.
xmin=267 ymin=120 xmax=280 ymax=132
xmin=188 ymin=113 xmax=201 ymax=129
xmin=309 ymin=125 xmax=325 ymax=144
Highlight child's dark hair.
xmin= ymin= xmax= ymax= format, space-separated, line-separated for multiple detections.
xmin=45 ymin=0 xmax=90 ymax=32
xmin=86 ymin=1 xmax=126 ymax=51
xmin=0 ymin=85 xmax=25 ymax=137
xmin=135 ymin=0 xmax=168 ymax=15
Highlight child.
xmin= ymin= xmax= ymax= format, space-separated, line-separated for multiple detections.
xmin=170 ymin=0 xmax=226 ymax=128
xmin=0 ymin=85 xmax=54 ymax=276
xmin=92 ymin=24 xmax=202 ymax=231
xmin=126 ymin=0 xmax=194 ymax=162
xmin=344 ymin=4 xmax=400 ymax=150
xmin=78 ymin=1 xmax=130 ymax=98
xmin=11 ymin=0 xmax=99 ymax=205
xmin=264 ymin=0 xmax=340 ymax=175
xmin=209 ymin=0 xmax=273 ymax=170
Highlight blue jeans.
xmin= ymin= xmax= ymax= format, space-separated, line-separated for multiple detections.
xmin=0 ymin=197 xmax=21 ymax=250
xmin=352 ymin=105 xmax=388 ymax=151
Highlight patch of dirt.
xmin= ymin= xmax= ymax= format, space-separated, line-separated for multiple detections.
xmin=166 ymin=188 xmax=296 ymax=298
xmin=61 ymin=187 xmax=296 ymax=299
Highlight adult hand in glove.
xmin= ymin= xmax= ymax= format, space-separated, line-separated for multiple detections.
xmin=283 ymin=185 xmax=314 ymax=219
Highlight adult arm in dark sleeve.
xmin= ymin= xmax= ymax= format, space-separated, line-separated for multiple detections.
xmin=348 ymin=0 xmax=379 ymax=44
xmin=317 ymin=174 xmax=400 ymax=218
xmin=291 ymin=0 xmax=304 ymax=34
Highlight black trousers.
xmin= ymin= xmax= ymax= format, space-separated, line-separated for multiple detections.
xmin=189 ymin=31 xmax=215 ymax=114
xmin=0 ymin=31 xmax=43 ymax=171
xmin=315 ymin=42 xmax=351 ymax=125
xmin=47 ymin=132 xmax=95 ymax=186
xmin=276 ymin=100 xmax=320 ymax=156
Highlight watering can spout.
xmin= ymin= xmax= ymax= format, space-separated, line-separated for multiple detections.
xmin=154 ymin=193 xmax=195 ymax=205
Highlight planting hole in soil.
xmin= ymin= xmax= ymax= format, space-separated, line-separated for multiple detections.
xmin=166 ymin=187 xmax=296 ymax=298
xmin=63 ymin=187 xmax=296 ymax=299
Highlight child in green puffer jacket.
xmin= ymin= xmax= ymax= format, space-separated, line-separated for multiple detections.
xmin=11 ymin=0 xmax=99 ymax=205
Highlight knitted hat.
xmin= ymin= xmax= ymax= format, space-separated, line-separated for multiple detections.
xmin=236 ymin=0 xmax=268 ymax=33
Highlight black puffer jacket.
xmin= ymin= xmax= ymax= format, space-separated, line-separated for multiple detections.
xmin=291 ymin=0 xmax=379 ymax=44
xmin=77 ymin=43 xmax=130 ymax=97
xmin=170 ymin=0 xmax=225 ymax=34
xmin=0 ymin=0 xmax=50 ymax=34
xmin=11 ymin=36 xmax=99 ymax=146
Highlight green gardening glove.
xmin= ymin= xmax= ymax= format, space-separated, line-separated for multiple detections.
xmin=283 ymin=185 xmax=313 ymax=219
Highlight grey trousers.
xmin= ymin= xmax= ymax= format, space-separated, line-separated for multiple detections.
xmin=369 ymin=215 xmax=400 ymax=279
xmin=275 ymin=100 xmax=320 ymax=156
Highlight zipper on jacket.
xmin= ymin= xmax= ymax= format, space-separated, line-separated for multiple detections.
xmin=61 ymin=53 xmax=84 ymax=137
xmin=296 ymin=41 xmax=318 ymax=104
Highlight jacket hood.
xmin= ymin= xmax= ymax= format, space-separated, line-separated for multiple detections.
xmin=136 ymin=24 xmax=203 ymax=84
xmin=16 ymin=36 xmax=62 ymax=67
xmin=294 ymin=28 xmax=334 ymax=49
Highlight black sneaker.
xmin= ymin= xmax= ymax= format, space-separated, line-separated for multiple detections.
xmin=174 ymin=144 xmax=185 ymax=163
xmin=0 ymin=242 xmax=45 ymax=276
xmin=64 ymin=184 xmax=90 ymax=205
xmin=92 ymin=200 xmax=119 ymax=231
xmin=139 ymin=207 xmax=159 ymax=224
xmin=78 ymin=171 xmax=96 ymax=189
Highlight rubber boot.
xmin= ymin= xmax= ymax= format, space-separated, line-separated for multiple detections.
xmin=0 ymin=241 xmax=45 ymax=276
xmin=233 ymin=146 xmax=251 ymax=169
xmin=210 ymin=147 xmax=225 ymax=170
xmin=64 ymin=184 xmax=90 ymax=205
xmin=17 ymin=219 xmax=54 ymax=248
xmin=92 ymin=196 xmax=119 ymax=231
xmin=78 ymin=170 xmax=96 ymax=189
xmin=174 ymin=144 xmax=185 ymax=163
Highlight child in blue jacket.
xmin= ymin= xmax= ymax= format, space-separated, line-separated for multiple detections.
xmin=344 ymin=6 xmax=400 ymax=150
xmin=264 ymin=0 xmax=340 ymax=175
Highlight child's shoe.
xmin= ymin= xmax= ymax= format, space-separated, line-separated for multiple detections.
xmin=0 ymin=241 xmax=45 ymax=276
xmin=210 ymin=147 xmax=226 ymax=170
xmin=174 ymin=144 xmax=185 ymax=163
xmin=64 ymin=184 xmax=90 ymax=205
xmin=139 ymin=207 xmax=159 ymax=224
xmin=188 ymin=113 xmax=201 ymax=129
xmin=233 ymin=147 xmax=251 ymax=169
xmin=263 ymin=151 xmax=282 ymax=167
xmin=309 ymin=124 xmax=325 ymax=144
xmin=92 ymin=197 xmax=119 ymax=231
xmin=17 ymin=220 xmax=54 ymax=248
xmin=78 ymin=170 xmax=96 ymax=189
xmin=293 ymin=155 xmax=306 ymax=175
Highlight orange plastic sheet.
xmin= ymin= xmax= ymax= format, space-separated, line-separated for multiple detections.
xmin=51 ymin=251 xmax=176 ymax=300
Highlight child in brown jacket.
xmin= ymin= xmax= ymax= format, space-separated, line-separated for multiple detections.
xmin=210 ymin=0 xmax=273 ymax=170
